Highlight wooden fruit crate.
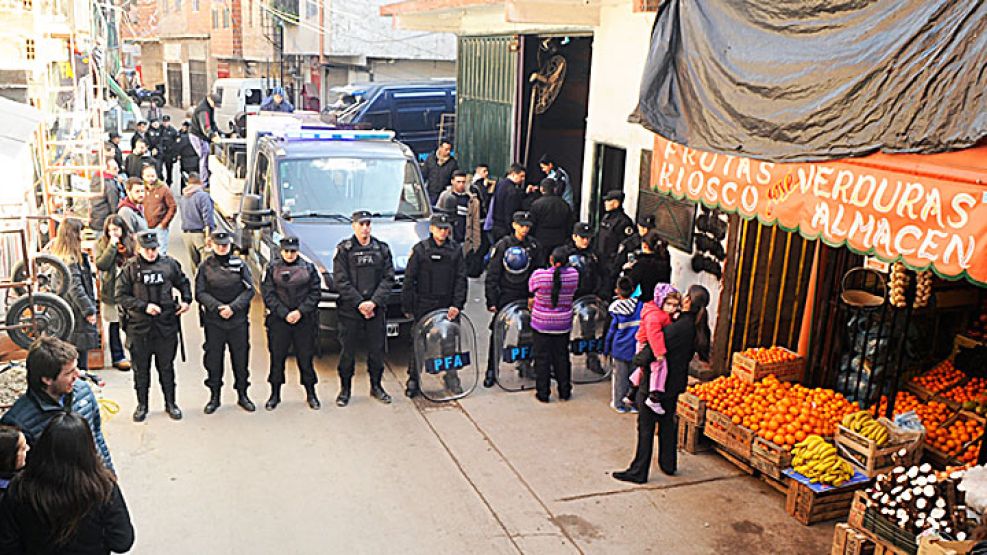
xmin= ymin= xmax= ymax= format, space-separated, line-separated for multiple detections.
xmin=861 ymin=507 xmax=917 ymax=555
xmin=677 ymin=420 xmax=711 ymax=455
xmin=704 ymin=410 xmax=755 ymax=460
xmin=677 ymin=392 xmax=706 ymax=426
xmin=835 ymin=420 xmax=924 ymax=478
xmin=714 ymin=446 xmax=789 ymax=494
xmin=843 ymin=526 xmax=878 ymax=555
xmin=751 ymin=437 xmax=793 ymax=481
xmin=921 ymin=412 xmax=982 ymax=469
xmin=848 ymin=491 xmax=868 ymax=530
xmin=785 ymin=471 xmax=871 ymax=526
xmin=731 ymin=348 xmax=805 ymax=383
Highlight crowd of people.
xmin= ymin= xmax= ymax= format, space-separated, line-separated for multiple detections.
xmin=0 ymin=124 xmax=712 ymax=551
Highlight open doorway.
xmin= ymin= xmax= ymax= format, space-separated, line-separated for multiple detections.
xmin=589 ymin=143 xmax=626 ymax=227
xmin=517 ymin=35 xmax=592 ymax=212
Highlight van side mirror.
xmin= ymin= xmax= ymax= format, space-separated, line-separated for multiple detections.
xmin=241 ymin=193 xmax=273 ymax=229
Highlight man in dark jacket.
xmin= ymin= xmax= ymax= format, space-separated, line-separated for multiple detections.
xmin=108 ymin=133 xmax=124 ymax=169
xmin=189 ymin=93 xmax=221 ymax=187
xmin=130 ymin=120 xmax=148 ymax=151
xmin=539 ymin=154 xmax=573 ymax=209
xmin=124 ymin=138 xmax=158 ymax=179
xmin=483 ymin=211 xmax=543 ymax=387
xmin=597 ymin=190 xmax=635 ymax=290
xmin=89 ymin=158 xmax=125 ymax=231
xmin=486 ymin=163 xmax=527 ymax=242
xmin=615 ymin=214 xmax=656 ymax=274
xmin=173 ymin=122 xmax=200 ymax=186
xmin=157 ymin=115 xmax=180 ymax=185
xmin=401 ymin=213 xmax=468 ymax=398
xmin=529 ymin=177 xmax=572 ymax=255
xmin=116 ymin=230 xmax=193 ymax=422
xmin=421 ymin=141 xmax=458 ymax=206
xmin=261 ymin=236 xmax=322 ymax=411
xmin=195 ymin=230 xmax=255 ymax=414
xmin=0 ymin=337 xmax=114 ymax=471
xmin=332 ymin=212 xmax=396 ymax=407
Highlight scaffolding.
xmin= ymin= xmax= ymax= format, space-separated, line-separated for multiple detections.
xmin=31 ymin=0 xmax=120 ymax=236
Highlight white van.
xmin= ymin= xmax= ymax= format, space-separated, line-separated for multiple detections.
xmin=211 ymin=78 xmax=281 ymax=133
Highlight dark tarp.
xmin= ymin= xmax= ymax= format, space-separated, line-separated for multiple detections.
xmin=636 ymin=0 xmax=987 ymax=162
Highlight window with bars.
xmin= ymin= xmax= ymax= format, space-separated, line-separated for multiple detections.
xmin=637 ymin=148 xmax=696 ymax=252
xmin=25 ymin=39 xmax=35 ymax=60
xmin=223 ymin=7 xmax=230 ymax=27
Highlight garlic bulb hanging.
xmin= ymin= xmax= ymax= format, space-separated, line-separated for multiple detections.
xmin=890 ymin=262 xmax=909 ymax=308
xmin=913 ymin=270 xmax=932 ymax=308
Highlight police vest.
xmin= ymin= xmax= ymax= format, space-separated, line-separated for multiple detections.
xmin=272 ymin=260 xmax=313 ymax=310
xmin=340 ymin=239 xmax=388 ymax=300
xmin=201 ymin=255 xmax=248 ymax=305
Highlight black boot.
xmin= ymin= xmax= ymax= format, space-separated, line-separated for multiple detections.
xmin=370 ymin=377 xmax=392 ymax=404
xmin=133 ymin=389 xmax=149 ymax=422
xmin=336 ymin=379 xmax=351 ymax=407
xmin=305 ymin=385 xmax=321 ymax=410
xmin=265 ymin=385 xmax=281 ymax=411
xmin=483 ymin=369 xmax=496 ymax=388
xmin=164 ymin=399 xmax=183 ymax=420
xmin=237 ymin=390 xmax=256 ymax=412
xmin=405 ymin=378 xmax=419 ymax=398
xmin=203 ymin=389 xmax=221 ymax=414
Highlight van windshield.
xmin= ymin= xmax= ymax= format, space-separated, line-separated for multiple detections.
xmin=278 ymin=157 xmax=428 ymax=219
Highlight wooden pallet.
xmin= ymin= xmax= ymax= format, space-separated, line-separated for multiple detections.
xmin=786 ymin=478 xmax=868 ymax=526
xmin=713 ymin=446 xmax=789 ymax=494
xmin=677 ymin=420 xmax=711 ymax=455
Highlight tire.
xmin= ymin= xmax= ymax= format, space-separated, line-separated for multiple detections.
xmin=152 ymin=95 xmax=165 ymax=108
xmin=11 ymin=254 xmax=70 ymax=297
xmin=4 ymin=293 xmax=75 ymax=349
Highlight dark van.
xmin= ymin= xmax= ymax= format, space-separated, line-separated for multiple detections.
xmin=323 ymin=80 xmax=456 ymax=161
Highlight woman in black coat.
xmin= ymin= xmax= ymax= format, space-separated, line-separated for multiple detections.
xmin=613 ymin=284 xmax=711 ymax=483
xmin=49 ymin=218 xmax=100 ymax=371
xmin=0 ymin=412 xmax=134 ymax=554
xmin=627 ymin=231 xmax=671 ymax=303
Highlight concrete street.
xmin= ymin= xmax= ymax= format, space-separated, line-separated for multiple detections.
xmin=92 ymin=211 xmax=836 ymax=554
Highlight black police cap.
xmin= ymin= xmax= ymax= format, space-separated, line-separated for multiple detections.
xmin=210 ymin=230 xmax=232 ymax=245
xmin=280 ymin=236 xmax=300 ymax=250
xmin=136 ymin=230 xmax=159 ymax=249
xmin=430 ymin=213 xmax=452 ymax=229
xmin=512 ymin=211 xmax=533 ymax=227
xmin=573 ymin=222 xmax=593 ymax=238
xmin=637 ymin=214 xmax=657 ymax=229
xmin=603 ymin=190 xmax=625 ymax=202
xmin=351 ymin=210 xmax=372 ymax=223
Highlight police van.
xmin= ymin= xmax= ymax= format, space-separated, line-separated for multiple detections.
xmin=210 ymin=112 xmax=431 ymax=346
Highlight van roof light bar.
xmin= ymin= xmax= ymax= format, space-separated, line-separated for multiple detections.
xmin=278 ymin=129 xmax=395 ymax=142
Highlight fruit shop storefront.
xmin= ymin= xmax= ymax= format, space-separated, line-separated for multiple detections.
xmin=655 ymin=133 xmax=987 ymax=534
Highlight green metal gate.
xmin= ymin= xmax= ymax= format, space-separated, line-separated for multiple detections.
xmin=456 ymin=35 xmax=518 ymax=175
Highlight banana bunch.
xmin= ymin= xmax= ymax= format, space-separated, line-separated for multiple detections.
xmin=791 ymin=435 xmax=854 ymax=486
xmin=841 ymin=410 xmax=890 ymax=446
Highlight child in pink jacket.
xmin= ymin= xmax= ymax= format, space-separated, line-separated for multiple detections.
xmin=623 ymin=283 xmax=680 ymax=414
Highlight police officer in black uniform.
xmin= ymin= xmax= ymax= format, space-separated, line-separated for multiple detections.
xmin=567 ymin=222 xmax=608 ymax=374
xmin=116 ymin=230 xmax=193 ymax=422
xmin=195 ymin=230 xmax=255 ymax=414
xmin=261 ymin=236 xmax=322 ymax=411
xmin=402 ymin=213 xmax=468 ymax=398
xmin=483 ymin=211 xmax=543 ymax=387
xmin=596 ymin=191 xmax=635 ymax=288
xmin=332 ymin=211 xmax=396 ymax=407
xmin=615 ymin=214 xmax=657 ymax=275
xmin=567 ymin=222 xmax=607 ymax=299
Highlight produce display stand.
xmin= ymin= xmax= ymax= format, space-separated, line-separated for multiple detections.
xmin=677 ymin=419 xmax=711 ymax=455
xmin=703 ymin=409 xmax=755 ymax=459
xmin=783 ymin=468 xmax=870 ymax=526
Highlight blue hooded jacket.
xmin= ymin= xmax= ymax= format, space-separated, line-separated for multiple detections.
xmin=604 ymin=297 xmax=642 ymax=362
xmin=260 ymin=86 xmax=295 ymax=113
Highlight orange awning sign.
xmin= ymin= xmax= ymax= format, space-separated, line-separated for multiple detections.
xmin=651 ymin=135 xmax=987 ymax=285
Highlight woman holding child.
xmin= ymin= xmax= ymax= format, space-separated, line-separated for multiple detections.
xmin=612 ymin=284 xmax=711 ymax=483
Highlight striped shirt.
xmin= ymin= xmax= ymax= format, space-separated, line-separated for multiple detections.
xmin=528 ymin=266 xmax=579 ymax=334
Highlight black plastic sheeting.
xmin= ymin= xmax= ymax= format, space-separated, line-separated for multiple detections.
xmin=636 ymin=1 xmax=987 ymax=162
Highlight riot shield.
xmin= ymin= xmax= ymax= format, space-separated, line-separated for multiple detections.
xmin=570 ymin=295 xmax=612 ymax=384
xmin=492 ymin=300 xmax=536 ymax=391
xmin=412 ymin=310 xmax=479 ymax=402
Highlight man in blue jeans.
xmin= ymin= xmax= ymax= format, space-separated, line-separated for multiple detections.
xmin=1 ymin=337 xmax=114 ymax=472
